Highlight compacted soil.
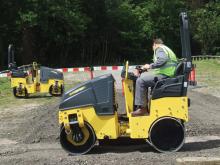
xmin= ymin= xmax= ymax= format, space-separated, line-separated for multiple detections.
xmin=0 ymin=75 xmax=220 ymax=165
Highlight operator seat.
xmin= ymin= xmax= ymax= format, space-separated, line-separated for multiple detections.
xmin=151 ymin=61 xmax=185 ymax=99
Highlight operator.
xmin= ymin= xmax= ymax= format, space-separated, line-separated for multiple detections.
xmin=132 ymin=38 xmax=178 ymax=116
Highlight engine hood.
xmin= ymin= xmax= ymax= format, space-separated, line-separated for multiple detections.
xmin=59 ymin=74 xmax=116 ymax=115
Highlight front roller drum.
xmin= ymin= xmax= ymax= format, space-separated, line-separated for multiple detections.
xmin=60 ymin=122 xmax=96 ymax=155
xmin=149 ymin=117 xmax=185 ymax=152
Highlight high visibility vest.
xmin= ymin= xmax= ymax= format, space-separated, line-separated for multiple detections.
xmin=153 ymin=45 xmax=178 ymax=77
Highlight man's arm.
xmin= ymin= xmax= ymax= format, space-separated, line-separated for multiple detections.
xmin=150 ymin=48 xmax=168 ymax=69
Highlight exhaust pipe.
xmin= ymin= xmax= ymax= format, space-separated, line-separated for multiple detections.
xmin=149 ymin=117 xmax=185 ymax=152
xmin=8 ymin=44 xmax=17 ymax=70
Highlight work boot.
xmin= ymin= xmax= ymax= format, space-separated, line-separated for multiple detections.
xmin=131 ymin=107 xmax=148 ymax=117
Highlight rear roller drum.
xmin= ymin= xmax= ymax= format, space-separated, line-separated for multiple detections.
xmin=149 ymin=117 xmax=185 ymax=152
xmin=49 ymin=85 xmax=63 ymax=96
xmin=60 ymin=122 xmax=96 ymax=155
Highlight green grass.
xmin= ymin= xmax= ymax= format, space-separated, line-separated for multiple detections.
xmin=193 ymin=59 xmax=220 ymax=87
xmin=0 ymin=78 xmax=11 ymax=96
xmin=0 ymin=78 xmax=16 ymax=108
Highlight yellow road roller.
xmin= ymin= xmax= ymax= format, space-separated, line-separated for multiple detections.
xmin=58 ymin=12 xmax=192 ymax=154
xmin=6 ymin=45 xmax=64 ymax=98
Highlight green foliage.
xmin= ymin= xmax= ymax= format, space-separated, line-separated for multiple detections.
xmin=103 ymin=0 xmax=154 ymax=63
xmin=113 ymin=1 xmax=153 ymax=41
xmin=191 ymin=2 xmax=220 ymax=55
xmin=143 ymin=0 xmax=186 ymax=56
xmin=18 ymin=11 xmax=38 ymax=27
xmin=0 ymin=0 xmax=219 ymax=69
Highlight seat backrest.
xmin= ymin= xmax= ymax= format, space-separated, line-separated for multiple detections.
xmin=174 ymin=61 xmax=184 ymax=76
xmin=151 ymin=75 xmax=184 ymax=100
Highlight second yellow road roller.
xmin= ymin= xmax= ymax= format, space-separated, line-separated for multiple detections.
xmin=6 ymin=45 xmax=64 ymax=98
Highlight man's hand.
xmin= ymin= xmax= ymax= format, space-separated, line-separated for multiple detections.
xmin=142 ymin=64 xmax=151 ymax=69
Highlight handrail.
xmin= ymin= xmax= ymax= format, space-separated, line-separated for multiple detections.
xmin=192 ymin=55 xmax=220 ymax=61
xmin=125 ymin=61 xmax=129 ymax=79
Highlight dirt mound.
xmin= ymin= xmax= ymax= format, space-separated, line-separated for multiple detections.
xmin=20 ymin=103 xmax=60 ymax=144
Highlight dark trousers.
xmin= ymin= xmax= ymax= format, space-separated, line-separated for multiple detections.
xmin=135 ymin=71 xmax=167 ymax=108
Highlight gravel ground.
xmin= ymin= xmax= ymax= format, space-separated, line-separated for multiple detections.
xmin=0 ymin=72 xmax=220 ymax=165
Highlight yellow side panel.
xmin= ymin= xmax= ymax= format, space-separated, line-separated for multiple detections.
xmin=25 ymin=83 xmax=36 ymax=93
xmin=11 ymin=78 xmax=27 ymax=87
xmin=11 ymin=78 xmax=35 ymax=94
xmin=123 ymin=79 xmax=134 ymax=115
xmin=40 ymin=83 xmax=50 ymax=93
xmin=59 ymin=107 xmax=119 ymax=139
xmin=39 ymin=79 xmax=64 ymax=93
xmin=129 ymin=115 xmax=149 ymax=138
xmin=150 ymin=97 xmax=189 ymax=122
xmin=129 ymin=97 xmax=188 ymax=139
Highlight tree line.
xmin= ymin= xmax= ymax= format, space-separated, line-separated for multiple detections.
xmin=0 ymin=0 xmax=219 ymax=70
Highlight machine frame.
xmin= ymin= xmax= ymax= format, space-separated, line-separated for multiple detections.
xmin=58 ymin=12 xmax=192 ymax=154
